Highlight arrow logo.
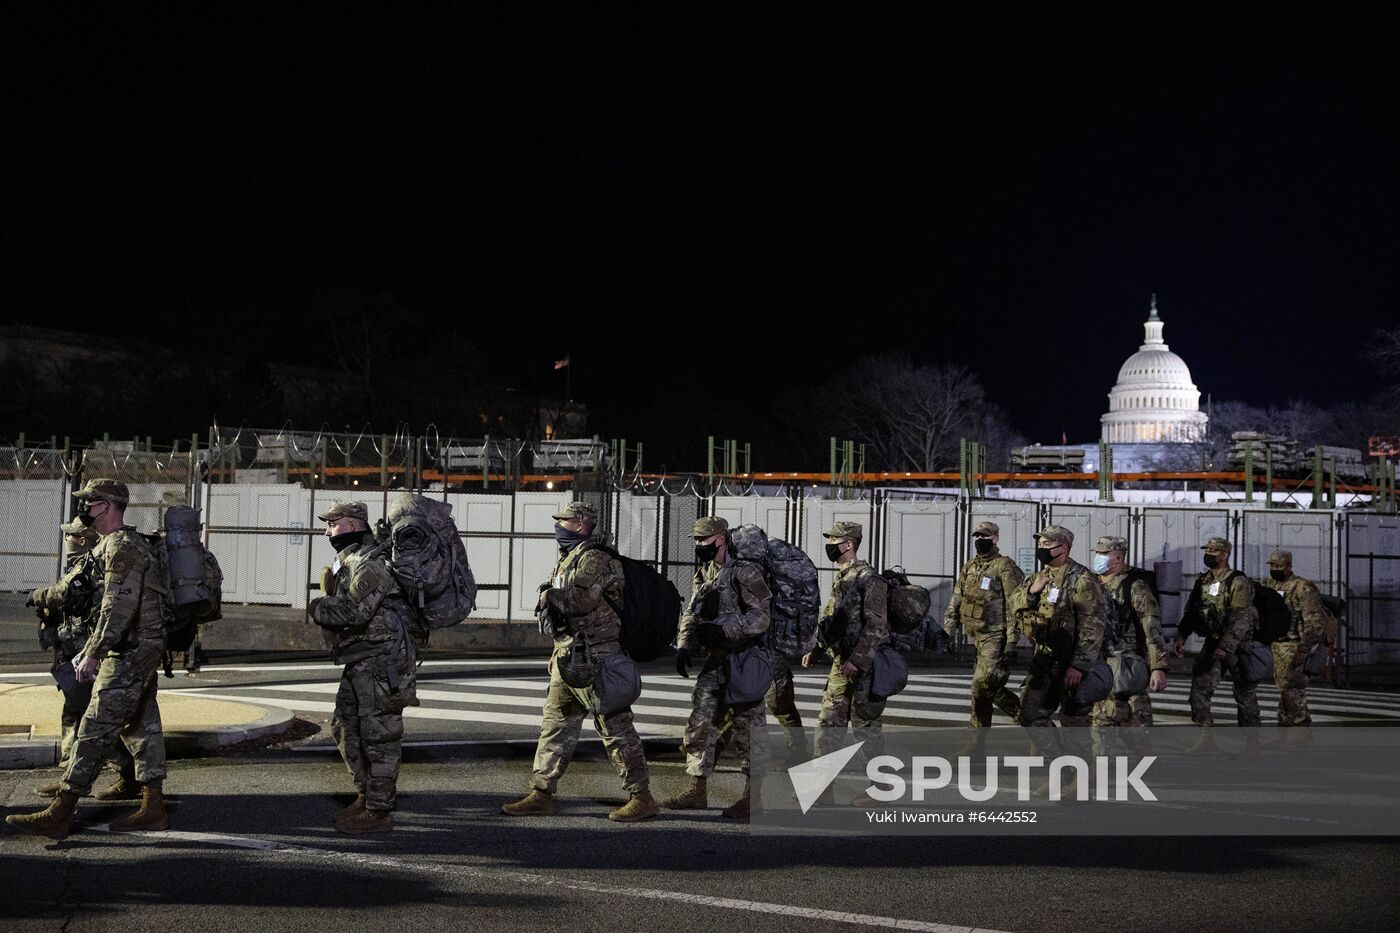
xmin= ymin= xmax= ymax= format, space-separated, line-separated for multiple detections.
xmin=787 ymin=741 xmax=865 ymax=814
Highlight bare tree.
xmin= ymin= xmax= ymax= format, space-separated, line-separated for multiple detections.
xmin=815 ymin=355 xmax=1020 ymax=472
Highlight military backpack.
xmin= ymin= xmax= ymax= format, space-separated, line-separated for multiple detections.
xmin=581 ymin=542 xmax=683 ymax=662
xmin=728 ymin=524 xmax=821 ymax=658
xmin=370 ymin=492 xmax=477 ymax=640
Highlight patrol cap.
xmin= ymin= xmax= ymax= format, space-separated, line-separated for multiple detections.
xmin=1267 ymin=548 xmax=1293 ymax=565
xmin=973 ymin=521 xmax=1000 ymax=537
xmin=73 ymin=478 xmax=129 ymax=504
xmin=1201 ymin=536 xmax=1231 ymax=553
xmin=823 ymin=521 xmax=863 ymax=541
xmin=552 ymin=501 xmax=598 ymax=525
xmin=316 ymin=500 xmax=369 ymax=524
xmin=692 ymin=515 xmax=729 ymax=538
xmin=1093 ymin=535 xmax=1128 ymax=554
xmin=60 ymin=517 xmax=97 ymax=539
xmin=1033 ymin=525 xmax=1074 ymax=546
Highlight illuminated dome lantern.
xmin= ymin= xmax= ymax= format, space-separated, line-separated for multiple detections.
xmin=1100 ymin=296 xmax=1208 ymax=444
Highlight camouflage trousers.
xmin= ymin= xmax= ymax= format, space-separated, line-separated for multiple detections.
xmin=1188 ymin=649 xmax=1261 ymax=727
xmin=62 ymin=641 xmax=165 ymax=795
xmin=682 ymin=657 xmax=769 ymax=777
xmin=1017 ymin=648 xmax=1094 ymax=727
xmin=55 ymin=653 xmax=134 ymax=780
xmin=969 ymin=630 xmax=1020 ymax=727
xmin=332 ymin=659 xmax=418 ymax=812
xmin=816 ymin=659 xmax=886 ymax=759
xmin=1272 ymin=640 xmax=1311 ymax=726
xmin=531 ymin=654 xmax=649 ymax=795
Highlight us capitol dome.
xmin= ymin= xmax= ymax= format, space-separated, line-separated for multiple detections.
xmin=1100 ymin=295 xmax=1208 ymax=444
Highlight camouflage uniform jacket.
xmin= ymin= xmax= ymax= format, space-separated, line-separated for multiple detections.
xmin=542 ymin=533 xmax=625 ymax=654
xmin=1190 ymin=567 xmax=1255 ymax=653
xmin=1101 ymin=571 xmax=1169 ymax=671
xmin=942 ymin=551 xmax=1024 ymax=637
xmin=677 ymin=557 xmax=772 ymax=656
xmin=817 ymin=560 xmax=889 ymax=673
xmin=1009 ymin=559 xmax=1107 ymax=672
xmin=32 ymin=552 xmax=102 ymax=659
xmin=309 ymin=537 xmax=414 ymax=667
xmin=82 ymin=527 xmax=171 ymax=657
xmin=1261 ymin=574 xmax=1326 ymax=647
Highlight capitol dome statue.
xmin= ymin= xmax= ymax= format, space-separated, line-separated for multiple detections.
xmin=1100 ymin=295 xmax=1208 ymax=444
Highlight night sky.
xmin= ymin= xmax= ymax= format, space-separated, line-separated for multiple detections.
xmin=4 ymin=6 xmax=1396 ymax=456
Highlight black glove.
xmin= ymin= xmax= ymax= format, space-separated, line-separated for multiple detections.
xmin=696 ymin=623 xmax=726 ymax=650
xmin=25 ymin=595 xmax=36 ymax=608
xmin=675 ymin=647 xmax=691 ymax=678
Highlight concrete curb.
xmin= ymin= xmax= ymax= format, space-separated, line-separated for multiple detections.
xmin=164 ymin=704 xmax=297 ymax=757
xmin=0 ymin=738 xmax=59 ymax=770
xmin=0 ymin=704 xmax=297 ymax=770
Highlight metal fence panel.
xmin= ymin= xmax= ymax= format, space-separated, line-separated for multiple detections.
xmin=511 ymin=491 xmax=574 ymax=618
xmin=712 ymin=494 xmax=788 ymax=540
xmin=616 ymin=492 xmax=662 ymax=562
xmin=1240 ymin=508 xmax=1338 ymax=596
xmin=448 ymin=492 xmax=513 ymax=617
xmin=882 ymin=498 xmax=961 ymax=623
xmin=1346 ymin=513 xmax=1400 ymax=666
xmin=1047 ymin=503 xmax=1133 ymax=569
xmin=0 ymin=479 xmax=68 ymax=591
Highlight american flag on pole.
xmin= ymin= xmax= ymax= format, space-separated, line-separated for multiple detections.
xmin=554 ymin=355 xmax=570 ymax=370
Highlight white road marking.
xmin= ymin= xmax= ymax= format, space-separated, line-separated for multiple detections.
xmin=93 ymin=824 xmax=1013 ymax=933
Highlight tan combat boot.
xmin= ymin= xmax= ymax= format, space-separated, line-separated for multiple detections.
xmin=336 ymin=793 xmax=367 ymax=820
xmin=34 ymin=779 xmax=63 ymax=798
xmin=721 ymin=777 xmax=760 ymax=820
xmin=109 ymin=782 xmax=170 ymax=832
xmin=1186 ymin=728 xmax=1218 ymax=756
xmin=501 ymin=789 xmax=556 ymax=816
xmin=608 ymin=787 xmax=661 ymax=823
xmin=94 ymin=775 xmax=142 ymax=801
xmin=336 ymin=807 xmax=393 ymax=834
xmin=662 ymin=776 xmax=707 ymax=810
xmin=6 ymin=791 xmax=80 ymax=840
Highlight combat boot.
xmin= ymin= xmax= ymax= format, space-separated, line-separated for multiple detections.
xmin=336 ymin=807 xmax=393 ymax=834
xmin=94 ymin=775 xmax=142 ymax=801
xmin=109 ymin=782 xmax=170 ymax=832
xmin=336 ymin=793 xmax=367 ymax=820
xmin=34 ymin=779 xmax=62 ymax=798
xmin=6 ymin=791 xmax=79 ymax=840
xmin=721 ymin=777 xmax=760 ymax=820
xmin=662 ymin=776 xmax=707 ymax=810
xmin=1186 ymin=729 xmax=1218 ymax=756
xmin=501 ymin=789 xmax=556 ymax=816
xmin=608 ymin=787 xmax=661 ymax=823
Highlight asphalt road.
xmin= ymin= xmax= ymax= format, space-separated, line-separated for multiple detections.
xmin=4 ymin=656 xmax=1400 ymax=932
xmin=4 ymin=749 xmax=1400 ymax=933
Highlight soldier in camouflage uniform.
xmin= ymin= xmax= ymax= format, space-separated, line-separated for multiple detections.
xmin=28 ymin=518 xmax=138 ymax=799
xmin=308 ymin=501 xmax=420 ymax=834
xmin=503 ymin=502 xmax=657 ymax=822
xmin=1090 ymin=536 xmax=1169 ymax=728
xmin=1173 ymin=536 xmax=1260 ymax=749
xmin=805 ymin=522 xmax=890 ymax=764
xmin=1261 ymin=548 xmax=1326 ymax=727
xmin=1008 ymin=526 xmax=1107 ymax=727
xmin=943 ymin=520 xmax=1024 ymax=727
xmin=665 ymin=515 xmax=772 ymax=820
xmin=8 ymin=480 xmax=173 ymax=840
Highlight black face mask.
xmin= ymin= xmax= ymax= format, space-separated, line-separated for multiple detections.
xmin=554 ymin=522 xmax=590 ymax=551
xmin=76 ymin=499 xmax=100 ymax=527
xmin=973 ymin=537 xmax=994 ymax=555
xmin=825 ymin=543 xmax=845 ymax=562
xmin=1269 ymin=568 xmax=1288 ymax=581
xmin=329 ymin=531 xmax=361 ymax=553
xmin=1203 ymin=554 xmax=1220 ymax=570
xmin=695 ymin=542 xmax=719 ymax=563
xmin=1035 ymin=546 xmax=1057 ymax=565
